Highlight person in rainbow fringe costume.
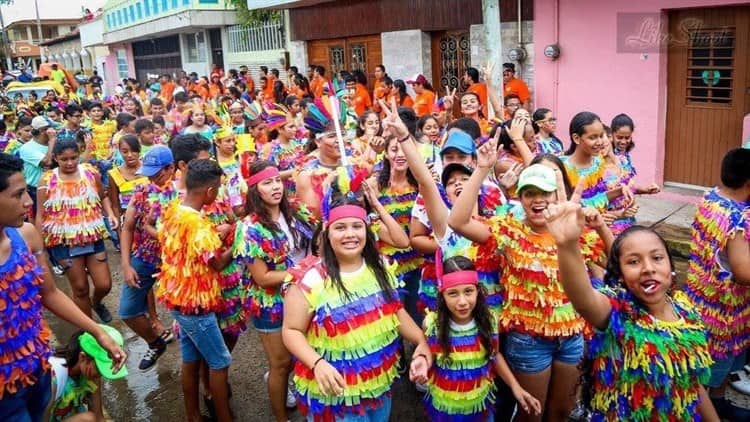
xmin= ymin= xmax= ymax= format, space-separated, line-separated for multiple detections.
xmin=548 ymin=200 xmax=719 ymax=421
xmin=449 ymin=128 xmax=610 ymax=421
xmin=560 ymin=112 xmax=633 ymax=214
xmin=0 ymin=152 xmax=126 ymax=421
xmin=155 ymin=158 xmax=235 ymax=422
xmin=418 ymin=252 xmax=540 ymax=421
xmin=685 ymin=148 xmax=750 ymax=420
xmin=259 ymin=103 xmax=307 ymax=194
xmin=282 ymin=174 xmax=432 ymax=422
xmin=233 ymin=160 xmax=316 ymax=422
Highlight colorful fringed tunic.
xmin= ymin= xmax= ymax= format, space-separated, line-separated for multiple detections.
xmin=685 ymin=189 xmax=750 ymax=359
xmin=39 ymin=165 xmax=108 ymax=247
xmin=293 ymin=261 xmax=402 ymax=421
xmin=49 ymin=356 xmax=98 ymax=421
xmin=561 ymin=155 xmax=609 ymax=213
xmin=203 ymin=182 xmax=246 ymax=336
xmin=0 ymin=226 xmax=51 ymax=399
xmin=155 ymin=203 xmax=223 ymax=314
xmin=234 ymin=204 xmax=315 ymax=327
xmin=299 ymin=158 xmax=339 ymax=208
xmin=2 ymin=138 xmax=25 ymax=157
xmin=489 ymin=214 xmax=605 ymax=337
xmin=107 ymin=166 xmax=148 ymax=211
xmin=85 ymin=120 xmax=117 ymax=161
xmin=128 ymin=181 xmax=179 ymax=266
xmin=613 ymin=148 xmax=636 ymax=187
xmin=375 ymin=184 xmax=423 ymax=282
xmin=603 ymin=162 xmax=634 ymax=237
xmin=423 ymin=313 xmax=497 ymax=421
xmin=260 ymin=138 xmax=306 ymax=193
xmin=536 ymin=135 xmax=564 ymax=156
xmin=588 ymin=289 xmax=712 ymax=421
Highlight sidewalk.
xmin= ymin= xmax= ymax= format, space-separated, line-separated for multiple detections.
xmin=635 ymin=187 xmax=704 ymax=260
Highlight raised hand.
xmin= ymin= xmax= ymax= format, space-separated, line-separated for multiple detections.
xmin=506 ymin=114 xmax=529 ymax=141
xmin=378 ymin=97 xmax=409 ymax=140
xmin=477 ymin=130 xmax=500 ymax=170
xmin=499 ymin=162 xmax=523 ymax=190
xmin=544 ymin=201 xmax=585 ymax=245
xmin=582 ymin=207 xmax=606 ymax=230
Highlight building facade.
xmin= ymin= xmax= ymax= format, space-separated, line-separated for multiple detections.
xmin=5 ymin=18 xmax=82 ymax=71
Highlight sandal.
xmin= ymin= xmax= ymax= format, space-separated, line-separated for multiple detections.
xmin=729 ymin=368 xmax=750 ymax=395
xmin=159 ymin=329 xmax=175 ymax=344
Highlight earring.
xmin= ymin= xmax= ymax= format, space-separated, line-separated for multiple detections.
xmin=671 ymin=271 xmax=676 ymax=277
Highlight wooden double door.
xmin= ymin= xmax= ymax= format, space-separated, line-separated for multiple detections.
xmin=665 ymin=6 xmax=750 ymax=186
xmin=308 ymin=35 xmax=382 ymax=90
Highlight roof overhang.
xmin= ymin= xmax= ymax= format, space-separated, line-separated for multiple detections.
xmin=246 ymin=0 xmax=333 ymax=10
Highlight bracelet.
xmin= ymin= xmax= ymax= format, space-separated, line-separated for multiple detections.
xmin=397 ymin=134 xmax=411 ymax=143
xmin=512 ymin=138 xmax=524 ymax=143
xmin=413 ymin=353 xmax=428 ymax=362
xmin=311 ymin=356 xmax=324 ymax=371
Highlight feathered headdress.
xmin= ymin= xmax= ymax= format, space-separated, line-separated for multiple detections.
xmin=320 ymin=166 xmax=369 ymax=224
xmin=264 ymin=102 xmax=291 ymax=131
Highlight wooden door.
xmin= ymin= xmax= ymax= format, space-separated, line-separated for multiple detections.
xmin=431 ymin=30 xmax=471 ymax=117
xmin=665 ymin=6 xmax=750 ymax=186
xmin=308 ymin=35 xmax=382 ymax=90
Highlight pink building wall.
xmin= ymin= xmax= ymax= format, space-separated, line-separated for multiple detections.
xmin=101 ymin=43 xmax=135 ymax=95
xmin=533 ymin=0 xmax=748 ymax=186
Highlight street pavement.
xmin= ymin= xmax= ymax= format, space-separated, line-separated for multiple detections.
xmin=44 ymin=244 xmax=427 ymax=421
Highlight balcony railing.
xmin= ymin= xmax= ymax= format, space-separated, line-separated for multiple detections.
xmin=226 ymin=22 xmax=285 ymax=53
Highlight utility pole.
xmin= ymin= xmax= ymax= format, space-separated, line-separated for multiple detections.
xmin=0 ymin=0 xmax=13 ymax=70
xmin=482 ymin=0 xmax=503 ymax=118
xmin=34 ymin=0 xmax=42 ymax=71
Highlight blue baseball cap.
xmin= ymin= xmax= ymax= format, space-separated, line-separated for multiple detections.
xmin=137 ymin=145 xmax=174 ymax=177
xmin=440 ymin=130 xmax=475 ymax=156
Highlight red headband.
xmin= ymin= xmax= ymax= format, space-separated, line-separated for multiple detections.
xmin=247 ymin=166 xmax=279 ymax=186
xmin=327 ymin=205 xmax=367 ymax=224
xmin=435 ymin=247 xmax=479 ymax=292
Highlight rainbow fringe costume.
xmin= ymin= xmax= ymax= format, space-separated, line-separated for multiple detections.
xmin=685 ymin=189 xmax=750 ymax=359
xmin=603 ymin=163 xmax=634 ymax=237
xmin=40 ymin=165 xmax=109 ymax=247
xmin=107 ymin=167 xmax=148 ymax=211
xmin=203 ymin=183 xmax=247 ymax=336
xmin=85 ymin=119 xmax=117 ymax=161
xmin=489 ymin=214 xmax=605 ymax=336
xmin=423 ymin=313 xmax=497 ymax=421
xmin=292 ymin=261 xmax=402 ymax=421
xmin=260 ymin=138 xmax=306 ymax=193
xmin=129 ymin=181 xmax=179 ymax=266
xmin=375 ymin=185 xmax=424 ymax=282
xmin=155 ymin=203 xmax=223 ymax=314
xmin=536 ymin=135 xmax=564 ymax=156
xmin=50 ymin=371 xmax=98 ymax=421
xmin=561 ymin=155 xmax=609 ymax=213
xmin=0 ymin=226 xmax=51 ymax=399
xmin=589 ymin=289 xmax=712 ymax=421
xmin=614 ymin=148 xmax=636 ymax=186
xmin=234 ymin=204 xmax=315 ymax=326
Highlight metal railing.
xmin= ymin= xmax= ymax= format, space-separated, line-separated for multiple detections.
xmin=226 ymin=22 xmax=285 ymax=53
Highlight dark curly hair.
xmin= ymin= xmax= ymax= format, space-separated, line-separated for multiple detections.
xmin=435 ymin=256 xmax=495 ymax=365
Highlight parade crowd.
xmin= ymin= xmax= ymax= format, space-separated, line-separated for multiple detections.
xmin=0 ymin=61 xmax=749 ymax=422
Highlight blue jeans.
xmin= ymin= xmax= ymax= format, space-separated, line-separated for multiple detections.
xmin=306 ymin=395 xmax=392 ymax=422
xmin=171 ymin=311 xmax=232 ymax=370
xmin=119 ymin=256 xmax=157 ymax=319
xmin=0 ymin=367 xmax=51 ymax=422
xmin=707 ymin=349 xmax=747 ymax=388
xmin=251 ymin=307 xmax=282 ymax=333
xmin=504 ymin=332 xmax=584 ymax=373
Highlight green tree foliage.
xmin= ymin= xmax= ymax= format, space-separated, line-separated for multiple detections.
xmin=227 ymin=0 xmax=281 ymax=26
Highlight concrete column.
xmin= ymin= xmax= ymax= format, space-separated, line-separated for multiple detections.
xmin=381 ymin=29 xmax=431 ymax=88
xmin=482 ymin=0 xmax=502 ymax=92
xmin=288 ymin=40 xmax=308 ymax=71
xmin=470 ymin=24 xmax=487 ymax=71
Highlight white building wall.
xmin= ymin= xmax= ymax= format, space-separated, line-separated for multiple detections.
xmin=180 ymin=30 xmax=212 ymax=77
xmin=381 ymin=29 xmax=431 ymax=96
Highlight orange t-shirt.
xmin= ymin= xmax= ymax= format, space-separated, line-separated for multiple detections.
xmin=160 ymin=82 xmax=175 ymax=105
xmin=504 ymin=78 xmax=530 ymax=104
xmin=263 ymin=75 xmax=276 ymax=99
xmin=372 ymin=79 xmax=388 ymax=111
xmin=353 ymin=83 xmax=372 ymax=116
xmin=311 ymin=77 xmax=326 ymax=98
xmin=467 ymin=82 xmax=489 ymax=117
xmin=413 ymin=90 xmax=436 ymax=117
xmin=401 ymin=94 xmax=414 ymax=109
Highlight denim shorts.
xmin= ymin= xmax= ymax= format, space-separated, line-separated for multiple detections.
xmin=119 ymin=256 xmax=157 ymax=319
xmin=0 ymin=366 xmax=51 ymax=422
xmin=707 ymin=349 xmax=747 ymax=388
xmin=504 ymin=331 xmax=584 ymax=373
xmin=171 ymin=311 xmax=232 ymax=370
xmin=48 ymin=240 xmax=106 ymax=270
xmin=251 ymin=307 xmax=282 ymax=333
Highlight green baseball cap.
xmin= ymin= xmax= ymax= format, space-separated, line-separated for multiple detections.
xmin=78 ymin=325 xmax=128 ymax=380
xmin=517 ymin=164 xmax=557 ymax=193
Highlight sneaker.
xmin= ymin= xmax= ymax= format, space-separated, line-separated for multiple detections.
xmin=138 ymin=345 xmax=166 ymax=370
xmin=203 ymin=395 xmax=217 ymax=421
xmin=729 ymin=369 xmax=750 ymax=395
xmin=711 ymin=396 xmax=750 ymax=420
xmin=569 ymin=401 xmax=591 ymax=421
xmin=286 ymin=388 xmax=297 ymax=408
xmin=93 ymin=303 xmax=113 ymax=323
xmin=52 ymin=263 xmax=65 ymax=275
